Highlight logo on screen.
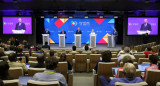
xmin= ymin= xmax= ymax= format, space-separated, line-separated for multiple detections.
xmin=3 ymin=22 xmax=6 ymax=25
xmin=71 ymin=21 xmax=77 ymax=26
xmin=128 ymin=23 xmax=131 ymax=26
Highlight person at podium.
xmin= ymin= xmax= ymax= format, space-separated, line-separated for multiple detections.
xmin=113 ymin=28 xmax=118 ymax=43
xmin=90 ymin=29 xmax=95 ymax=34
xmin=60 ymin=29 xmax=66 ymax=38
xmin=44 ymin=28 xmax=50 ymax=35
xmin=15 ymin=18 xmax=26 ymax=30
xmin=76 ymin=27 xmax=82 ymax=34
xmin=140 ymin=19 xmax=152 ymax=31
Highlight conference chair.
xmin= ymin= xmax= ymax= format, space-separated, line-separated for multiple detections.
xmin=29 ymin=57 xmax=37 ymax=61
xmin=118 ymin=69 xmax=141 ymax=78
xmin=111 ymin=58 xmax=118 ymax=66
xmin=138 ymin=58 xmax=149 ymax=64
xmin=3 ymin=79 xmax=19 ymax=86
xmin=45 ymin=52 xmax=50 ymax=57
xmin=27 ymin=80 xmax=59 ymax=86
xmin=28 ymin=61 xmax=38 ymax=67
xmin=82 ymin=52 xmax=91 ymax=59
xmin=93 ymin=62 xmax=116 ymax=86
xmin=74 ymin=54 xmax=87 ymax=72
xmin=66 ymin=54 xmax=73 ymax=66
xmin=112 ymin=54 xmax=117 ymax=58
xmin=55 ymin=62 xmax=73 ymax=86
xmin=120 ymin=62 xmax=138 ymax=69
xmin=24 ymin=52 xmax=30 ymax=58
xmin=145 ymin=69 xmax=160 ymax=86
xmin=115 ymin=82 xmax=148 ymax=86
xmin=111 ymin=52 xmax=118 ymax=56
xmin=110 ymin=50 xmax=120 ymax=54
xmin=17 ymin=56 xmax=26 ymax=63
xmin=148 ymin=54 xmax=157 ymax=58
xmin=157 ymin=82 xmax=160 ymax=86
xmin=134 ymin=54 xmax=145 ymax=62
xmin=22 ymin=51 xmax=29 ymax=53
xmin=89 ymin=54 xmax=101 ymax=71
xmin=0 ymin=56 xmax=8 ymax=61
xmin=57 ymin=52 xmax=66 ymax=57
xmin=8 ymin=67 xmax=23 ymax=79
xmin=28 ymin=68 xmax=45 ymax=76
xmin=70 ymin=52 xmax=79 ymax=59
xmin=31 ymin=53 xmax=40 ymax=57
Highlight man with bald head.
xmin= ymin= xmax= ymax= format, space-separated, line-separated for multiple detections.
xmin=15 ymin=18 xmax=26 ymax=30
xmin=140 ymin=19 xmax=151 ymax=31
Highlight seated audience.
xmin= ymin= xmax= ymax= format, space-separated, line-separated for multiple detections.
xmin=143 ymin=55 xmax=160 ymax=80
xmin=0 ymin=61 xmax=10 ymax=80
xmin=144 ymin=47 xmax=156 ymax=58
xmin=94 ymin=51 xmax=113 ymax=73
xmin=116 ymin=56 xmax=133 ymax=78
xmin=8 ymin=53 xmax=28 ymax=74
xmin=0 ymin=51 xmax=6 ymax=61
xmin=23 ymin=45 xmax=29 ymax=51
xmin=32 ymin=57 xmax=67 ymax=86
xmin=42 ymin=42 xmax=50 ymax=50
xmin=71 ymin=46 xmax=77 ymax=53
xmin=117 ymin=45 xmax=125 ymax=56
xmin=130 ymin=45 xmax=137 ymax=54
xmin=16 ymin=48 xmax=28 ymax=63
xmin=5 ymin=45 xmax=16 ymax=54
xmin=32 ymin=54 xmax=45 ymax=68
xmin=99 ymin=63 xmax=143 ymax=86
xmin=59 ymin=53 xmax=72 ymax=70
xmin=118 ymin=47 xmax=135 ymax=62
xmin=50 ymin=50 xmax=55 ymax=57
xmin=83 ymin=46 xmax=91 ymax=52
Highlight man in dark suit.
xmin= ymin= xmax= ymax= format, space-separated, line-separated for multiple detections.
xmin=44 ymin=28 xmax=50 ymax=35
xmin=15 ymin=18 xmax=26 ymax=30
xmin=60 ymin=29 xmax=66 ymax=38
xmin=76 ymin=27 xmax=82 ymax=34
xmin=140 ymin=19 xmax=152 ymax=31
xmin=113 ymin=28 xmax=118 ymax=42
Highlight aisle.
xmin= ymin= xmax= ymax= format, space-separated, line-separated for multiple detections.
xmin=73 ymin=73 xmax=94 ymax=86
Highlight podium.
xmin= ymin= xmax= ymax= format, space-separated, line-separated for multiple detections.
xmin=74 ymin=34 xmax=81 ymax=47
xmin=137 ymin=30 xmax=151 ymax=35
xmin=90 ymin=34 xmax=97 ymax=47
xmin=42 ymin=34 xmax=50 ymax=45
xmin=107 ymin=34 xmax=115 ymax=47
xmin=12 ymin=30 xmax=25 ymax=34
xmin=58 ymin=34 xmax=66 ymax=47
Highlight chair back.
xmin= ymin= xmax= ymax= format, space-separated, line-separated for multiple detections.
xmin=29 ymin=57 xmax=37 ymax=61
xmin=3 ymin=79 xmax=19 ymax=86
xmin=89 ymin=54 xmax=101 ymax=71
xmin=115 ymin=82 xmax=148 ymax=86
xmin=145 ymin=69 xmax=160 ymax=86
xmin=138 ymin=58 xmax=149 ymax=64
xmin=66 ymin=54 xmax=73 ymax=66
xmin=134 ymin=54 xmax=145 ymax=62
xmin=8 ymin=67 xmax=23 ymax=79
xmin=27 ymin=80 xmax=59 ymax=86
xmin=75 ymin=54 xmax=87 ymax=72
xmin=28 ymin=61 xmax=38 ymax=66
xmin=55 ymin=62 xmax=68 ymax=80
xmin=28 ymin=68 xmax=45 ymax=76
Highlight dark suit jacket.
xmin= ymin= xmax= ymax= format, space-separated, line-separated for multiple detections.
xmin=42 ymin=45 xmax=50 ymax=50
xmin=140 ymin=23 xmax=152 ymax=31
xmin=60 ymin=31 xmax=66 ymax=38
xmin=15 ymin=23 xmax=26 ymax=30
xmin=76 ymin=30 xmax=82 ymax=34
xmin=44 ymin=31 xmax=50 ymax=35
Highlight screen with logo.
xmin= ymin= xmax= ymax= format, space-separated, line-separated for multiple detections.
xmin=127 ymin=17 xmax=158 ymax=35
xmin=44 ymin=18 xmax=115 ymax=44
xmin=3 ymin=17 xmax=32 ymax=34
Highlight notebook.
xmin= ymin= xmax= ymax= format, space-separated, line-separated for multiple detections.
xmin=19 ymin=76 xmax=32 ymax=85
xmin=138 ymin=64 xmax=150 ymax=72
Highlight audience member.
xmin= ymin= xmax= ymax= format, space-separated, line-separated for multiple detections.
xmin=99 ymin=63 xmax=143 ymax=86
xmin=32 ymin=57 xmax=67 ymax=86
xmin=8 ymin=53 xmax=28 ymax=74
xmin=115 ymin=56 xmax=133 ymax=78
xmin=117 ymin=45 xmax=125 ymax=56
xmin=23 ymin=45 xmax=29 ymax=51
xmin=42 ymin=42 xmax=50 ymax=50
xmin=83 ymin=46 xmax=91 ymax=52
xmin=5 ymin=45 xmax=16 ymax=54
xmin=0 ymin=61 xmax=10 ymax=80
xmin=130 ymin=45 xmax=137 ymax=54
xmin=144 ymin=47 xmax=156 ymax=58
xmin=59 ymin=53 xmax=72 ymax=70
xmin=32 ymin=54 xmax=45 ymax=68
xmin=143 ymin=55 xmax=160 ymax=80
xmin=94 ymin=51 xmax=113 ymax=73
xmin=16 ymin=48 xmax=28 ymax=63
xmin=118 ymin=47 xmax=135 ymax=62
xmin=71 ymin=46 xmax=77 ymax=53
xmin=50 ymin=49 xmax=55 ymax=57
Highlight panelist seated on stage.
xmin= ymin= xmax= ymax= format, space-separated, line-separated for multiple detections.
xmin=15 ymin=18 xmax=26 ymax=30
xmin=44 ymin=28 xmax=50 ymax=35
xmin=76 ymin=27 xmax=82 ymax=34
xmin=90 ymin=29 xmax=95 ymax=34
xmin=60 ymin=29 xmax=66 ymax=38
xmin=140 ymin=19 xmax=152 ymax=31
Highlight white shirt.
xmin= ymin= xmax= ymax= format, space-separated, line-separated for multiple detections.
xmin=90 ymin=32 xmax=95 ymax=34
xmin=19 ymin=23 xmax=21 ymax=26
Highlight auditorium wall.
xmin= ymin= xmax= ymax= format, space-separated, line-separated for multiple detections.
xmin=123 ymin=16 xmax=160 ymax=46
xmin=0 ymin=16 xmax=36 ymax=45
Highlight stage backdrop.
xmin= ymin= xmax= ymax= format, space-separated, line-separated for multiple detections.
xmin=44 ymin=18 xmax=115 ymax=44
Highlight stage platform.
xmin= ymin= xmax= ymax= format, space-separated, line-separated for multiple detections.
xmin=38 ymin=44 xmax=122 ymax=50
